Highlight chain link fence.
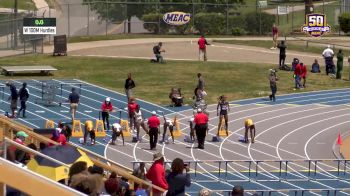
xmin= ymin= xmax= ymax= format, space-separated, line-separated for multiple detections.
xmin=0 ymin=1 xmax=347 ymax=51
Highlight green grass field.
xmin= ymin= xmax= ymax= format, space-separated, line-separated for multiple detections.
xmin=0 ymin=55 xmax=349 ymax=105
xmin=213 ymin=39 xmax=350 ymax=55
xmin=0 ymin=0 xmax=36 ymax=10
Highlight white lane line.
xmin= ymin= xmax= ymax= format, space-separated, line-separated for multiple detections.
xmin=35 ymin=110 xmax=45 ymax=113
xmin=84 ymin=110 xmax=92 ymax=113
xmin=60 ymin=110 xmax=69 ymax=113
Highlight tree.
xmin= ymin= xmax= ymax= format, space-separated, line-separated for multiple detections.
xmin=339 ymin=13 xmax=350 ymax=34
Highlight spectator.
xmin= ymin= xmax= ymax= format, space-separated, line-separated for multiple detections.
xmin=69 ymin=161 xmax=88 ymax=185
xmin=48 ymin=128 xmax=67 ymax=146
xmin=128 ymin=97 xmax=138 ymax=132
xmin=231 ymin=185 xmax=244 ymax=196
xmin=125 ymin=73 xmax=136 ymax=101
xmin=311 ymin=59 xmax=321 ymax=73
xmin=132 ymin=162 xmax=147 ymax=190
xmin=198 ymin=35 xmax=210 ymax=61
xmin=271 ymin=23 xmax=278 ymax=49
xmin=322 ymin=45 xmax=335 ymax=75
xmin=194 ymin=108 xmax=209 ymax=149
xmin=58 ymin=121 xmax=72 ymax=142
xmin=68 ymin=87 xmax=80 ymax=122
xmin=6 ymin=81 xmax=18 ymax=118
xmin=277 ymin=41 xmax=286 ymax=69
xmin=291 ymin=58 xmax=299 ymax=71
xmin=119 ymin=177 xmax=131 ymax=196
xmin=135 ymin=184 xmax=148 ymax=196
xmin=7 ymin=131 xmax=28 ymax=163
xmin=199 ymin=188 xmax=211 ymax=196
xmin=294 ymin=62 xmax=302 ymax=90
xmin=152 ymin=42 xmax=165 ymax=63
xmin=70 ymin=164 xmax=104 ymax=196
xmin=336 ymin=49 xmax=344 ymax=79
xmin=147 ymin=111 xmax=160 ymax=150
xmin=101 ymin=97 xmax=114 ymax=131
xmin=268 ymin=69 xmax=278 ymax=102
xmin=300 ymin=63 xmax=307 ymax=87
xmin=146 ymin=152 xmax=168 ymax=196
xmin=18 ymin=82 xmax=29 ymax=118
xmin=105 ymin=171 xmax=119 ymax=196
xmin=169 ymin=88 xmax=183 ymax=107
xmin=166 ymin=158 xmax=191 ymax=196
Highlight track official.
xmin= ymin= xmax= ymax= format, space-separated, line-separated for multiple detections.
xmin=194 ymin=108 xmax=208 ymax=149
xmin=148 ymin=111 xmax=160 ymax=150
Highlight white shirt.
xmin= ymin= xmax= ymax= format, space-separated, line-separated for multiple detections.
xmin=322 ymin=48 xmax=334 ymax=58
xmin=135 ymin=110 xmax=143 ymax=122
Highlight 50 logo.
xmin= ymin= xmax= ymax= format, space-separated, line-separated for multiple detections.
xmin=302 ymin=14 xmax=330 ymax=37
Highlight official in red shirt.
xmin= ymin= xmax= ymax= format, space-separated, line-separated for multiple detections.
xmin=148 ymin=111 xmax=160 ymax=150
xmin=49 ymin=128 xmax=67 ymax=146
xmin=128 ymin=97 xmax=138 ymax=131
xmin=198 ymin=35 xmax=210 ymax=61
xmin=194 ymin=108 xmax=209 ymax=149
xmin=101 ymin=97 xmax=114 ymax=131
xmin=300 ymin=63 xmax=307 ymax=88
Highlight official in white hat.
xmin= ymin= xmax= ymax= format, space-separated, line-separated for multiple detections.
xmin=147 ymin=111 xmax=160 ymax=150
xmin=194 ymin=107 xmax=209 ymax=149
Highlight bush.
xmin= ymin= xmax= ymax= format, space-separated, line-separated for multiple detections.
xmin=339 ymin=13 xmax=350 ymax=34
xmin=194 ymin=12 xmax=225 ymax=35
xmin=244 ymin=12 xmax=275 ymax=35
xmin=141 ymin=13 xmax=169 ymax=34
xmin=231 ymin=27 xmax=247 ymax=36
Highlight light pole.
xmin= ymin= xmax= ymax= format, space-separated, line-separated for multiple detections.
xmin=13 ymin=0 xmax=18 ymax=49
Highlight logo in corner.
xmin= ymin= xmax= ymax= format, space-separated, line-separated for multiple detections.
xmin=301 ymin=14 xmax=330 ymax=37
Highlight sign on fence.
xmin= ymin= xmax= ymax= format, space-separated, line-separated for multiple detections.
xmin=23 ymin=18 xmax=56 ymax=35
xmin=258 ymin=1 xmax=267 ymax=8
xmin=301 ymin=14 xmax=331 ymax=37
xmin=277 ymin=6 xmax=289 ymax=15
xmin=163 ymin=12 xmax=191 ymax=26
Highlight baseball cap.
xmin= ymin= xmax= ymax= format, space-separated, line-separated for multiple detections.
xmin=106 ymin=97 xmax=110 ymax=102
xmin=152 ymin=111 xmax=157 ymax=115
xmin=197 ymin=108 xmax=202 ymax=113
xmin=153 ymin=152 xmax=164 ymax=161
xmin=16 ymin=131 xmax=28 ymax=138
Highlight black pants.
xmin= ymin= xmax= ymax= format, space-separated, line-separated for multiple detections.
xmin=325 ymin=57 xmax=334 ymax=75
xmin=149 ymin=127 xmax=158 ymax=150
xmin=279 ymin=55 xmax=286 ymax=68
xmin=18 ymin=101 xmax=26 ymax=117
xmin=195 ymin=124 xmax=207 ymax=149
xmin=270 ymin=85 xmax=277 ymax=101
xmin=101 ymin=112 xmax=110 ymax=130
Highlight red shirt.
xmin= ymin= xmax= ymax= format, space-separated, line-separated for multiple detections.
xmin=101 ymin=102 xmax=113 ymax=112
xmin=294 ymin=64 xmax=302 ymax=75
xmin=49 ymin=134 xmax=67 ymax=146
xmin=128 ymin=103 xmax=138 ymax=113
xmin=9 ymin=138 xmax=24 ymax=152
xmin=198 ymin=37 xmax=207 ymax=49
xmin=272 ymin=26 xmax=278 ymax=35
xmin=194 ymin=113 xmax=208 ymax=125
xmin=148 ymin=115 xmax=160 ymax=128
xmin=146 ymin=160 xmax=168 ymax=193
xmin=301 ymin=65 xmax=307 ymax=78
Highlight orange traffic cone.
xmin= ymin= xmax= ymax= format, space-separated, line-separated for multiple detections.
xmin=337 ymin=132 xmax=342 ymax=145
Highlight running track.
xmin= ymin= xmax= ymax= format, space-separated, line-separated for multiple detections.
xmin=2 ymin=79 xmax=350 ymax=195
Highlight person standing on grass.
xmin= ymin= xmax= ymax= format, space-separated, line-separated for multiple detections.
xmin=322 ymin=45 xmax=334 ymax=75
xmin=6 ymin=81 xmax=18 ymax=118
xmin=336 ymin=49 xmax=344 ymax=79
xmin=277 ymin=41 xmax=286 ymax=69
xmin=124 ymin=73 xmax=135 ymax=101
xmin=198 ymin=35 xmax=210 ymax=61
xmin=148 ymin=111 xmax=160 ymax=150
xmin=300 ymin=63 xmax=307 ymax=88
xmin=294 ymin=62 xmax=302 ymax=90
xmin=18 ymin=82 xmax=29 ymax=118
xmin=68 ymin=87 xmax=80 ymax=123
xmin=244 ymin=119 xmax=255 ymax=143
xmin=269 ymin=69 xmax=278 ymax=102
xmin=271 ymin=23 xmax=278 ymax=49
xmin=101 ymin=97 xmax=114 ymax=131
xmin=217 ymin=95 xmax=230 ymax=136
xmin=194 ymin=108 xmax=208 ymax=149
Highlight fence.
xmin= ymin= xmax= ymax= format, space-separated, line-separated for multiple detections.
xmin=0 ymin=1 xmax=347 ymax=51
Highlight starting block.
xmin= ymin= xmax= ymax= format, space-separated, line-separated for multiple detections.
xmin=184 ymin=136 xmax=195 ymax=143
xmin=72 ymin=120 xmax=83 ymax=137
xmin=212 ymin=136 xmax=222 ymax=142
xmin=218 ymin=118 xmax=231 ymax=136
xmin=45 ymin=120 xmax=55 ymax=129
xmin=120 ymin=119 xmax=131 ymax=137
xmin=132 ymin=136 xmax=142 ymax=143
xmin=172 ymin=116 xmax=182 ymax=137
xmin=95 ymin=120 xmax=106 ymax=137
